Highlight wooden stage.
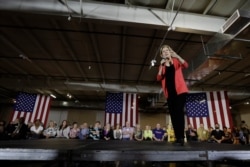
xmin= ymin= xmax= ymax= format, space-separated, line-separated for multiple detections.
xmin=0 ymin=139 xmax=249 ymax=167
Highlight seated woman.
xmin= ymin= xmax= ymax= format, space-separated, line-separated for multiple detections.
xmin=134 ymin=124 xmax=143 ymax=141
xmin=143 ymin=125 xmax=153 ymax=141
xmin=113 ymin=124 xmax=122 ymax=140
xmin=221 ymin=126 xmax=233 ymax=144
xmin=102 ymin=123 xmax=113 ymax=140
xmin=69 ymin=122 xmax=80 ymax=139
xmin=29 ymin=119 xmax=44 ymax=139
xmin=122 ymin=121 xmax=134 ymax=141
xmin=57 ymin=120 xmax=70 ymax=139
xmin=43 ymin=120 xmax=57 ymax=139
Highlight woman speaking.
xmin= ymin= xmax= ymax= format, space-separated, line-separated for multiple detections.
xmin=156 ymin=44 xmax=189 ymax=146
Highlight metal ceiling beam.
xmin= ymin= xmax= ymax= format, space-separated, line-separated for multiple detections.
xmin=0 ymin=0 xmax=226 ymax=35
xmin=0 ymin=33 xmax=48 ymax=76
xmin=203 ymin=0 xmax=218 ymax=15
xmin=87 ymin=23 xmax=106 ymax=83
xmin=51 ymin=20 xmax=88 ymax=80
xmin=137 ymin=30 xmax=158 ymax=82
xmin=0 ymin=77 xmax=161 ymax=94
xmin=119 ymin=27 xmax=127 ymax=83
xmin=11 ymin=17 xmax=66 ymax=79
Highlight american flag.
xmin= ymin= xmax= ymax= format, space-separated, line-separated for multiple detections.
xmin=105 ymin=92 xmax=138 ymax=127
xmin=185 ymin=91 xmax=233 ymax=130
xmin=11 ymin=92 xmax=51 ymax=126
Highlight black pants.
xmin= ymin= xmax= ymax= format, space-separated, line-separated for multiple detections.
xmin=167 ymin=93 xmax=187 ymax=140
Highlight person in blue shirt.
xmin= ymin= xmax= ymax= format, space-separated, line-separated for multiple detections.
xmin=79 ymin=122 xmax=89 ymax=140
xmin=152 ymin=123 xmax=166 ymax=141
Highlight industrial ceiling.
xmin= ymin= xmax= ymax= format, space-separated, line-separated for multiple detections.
xmin=0 ymin=0 xmax=249 ymax=112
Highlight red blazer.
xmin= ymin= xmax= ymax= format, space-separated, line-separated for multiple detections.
xmin=156 ymin=58 xmax=189 ymax=98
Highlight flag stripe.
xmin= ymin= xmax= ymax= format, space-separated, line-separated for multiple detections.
xmin=186 ymin=91 xmax=233 ymax=130
xmin=105 ymin=93 xmax=138 ymax=127
xmin=42 ymin=97 xmax=51 ymax=126
xmin=11 ymin=93 xmax=51 ymax=126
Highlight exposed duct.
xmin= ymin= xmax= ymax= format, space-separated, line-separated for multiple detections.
xmin=0 ymin=0 xmax=225 ymax=34
xmin=125 ymin=0 xmax=168 ymax=8
xmin=221 ymin=9 xmax=250 ymax=35
xmin=186 ymin=9 xmax=250 ymax=83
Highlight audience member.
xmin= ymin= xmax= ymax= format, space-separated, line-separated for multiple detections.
xmin=239 ymin=127 xmax=247 ymax=145
xmin=79 ymin=122 xmax=89 ymax=140
xmin=57 ymin=120 xmax=70 ymax=139
xmin=208 ymin=123 xmax=225 ymax=143
xmin=143 ymin=125 xmax=153 ymax=141
xmin=185 ymin=124 xmax=198 ymax=141
xmin=113 ymin=124 xmax=122 ymax=140
xmin=197 ymin=124 xmax=209 ymax=142
xmin=103 ymin=123 xmax=113 ymax=140
xmin=89 ymin=121 xmax=103 ymax=140
xmin=152 ymin=123 xmax=165 ymax=142
xmin=43 ymin=120 xmax=57 ymax=139
xmin=122 ymin=121 xmax=134 ymax=141
xmin=134 ymin=124 xmax=143 ymax=141
xmin=69 ymin=122 xmax=80 ymax=139
xmin=240 ymin=120 xmax=249 ymax=144
xmin=231 ymin=126 xmax=240 ymax=144
xmin=29 ymin=119 xmax=44 ymax=139
xmin=7 ymin=117 xmax=28 ymax=140
xmin=167 ymin=124 xmax=175 ymax=142
xmin=221 ymin=126 xmax=233 ymax=144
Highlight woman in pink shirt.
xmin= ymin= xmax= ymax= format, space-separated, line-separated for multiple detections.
xmin=157 ymin=44 xmax=188 ymax=146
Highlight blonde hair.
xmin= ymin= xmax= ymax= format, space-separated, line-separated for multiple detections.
xmin=160 ymin=44 xmax=174 ymax=57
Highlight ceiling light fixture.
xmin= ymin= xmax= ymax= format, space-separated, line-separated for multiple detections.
xmin=245 ymin=73 xmax=250 ymax=77
xmin=50 ymin=94 xmax=56 ymax=99
xmin=151 ymin=60 xmax=156 ymax=67
xmin=19 ymin=54 xmax=32 ymax=63
xmin=68 ymin=14 xmax=72 ymax=21
xmin=67 ymin=93 xmax=72 ymax=99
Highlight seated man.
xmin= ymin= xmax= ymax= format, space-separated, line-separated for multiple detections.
xmin=79 ymin=122 xmax=89 ymax=140
xmin=122 ymin=121 xmax=134 ymax=141
xmin=209 ymin=123 xmax=225 ymax=143
xmin=197 ymin=123 xmax=209 ymax=142
xmin=7 ymin=117 xmax=28 ymax=140
xmin=89 ymin=121 xmax=103 ymax=140
xmin=152 ymin=123 xmax=165 ymax=142
xmin=185 ymin=124 xmax=198 ymax=141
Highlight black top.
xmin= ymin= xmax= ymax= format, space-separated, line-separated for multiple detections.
xmin=165 ymin=64 xmax=177 ymax=99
